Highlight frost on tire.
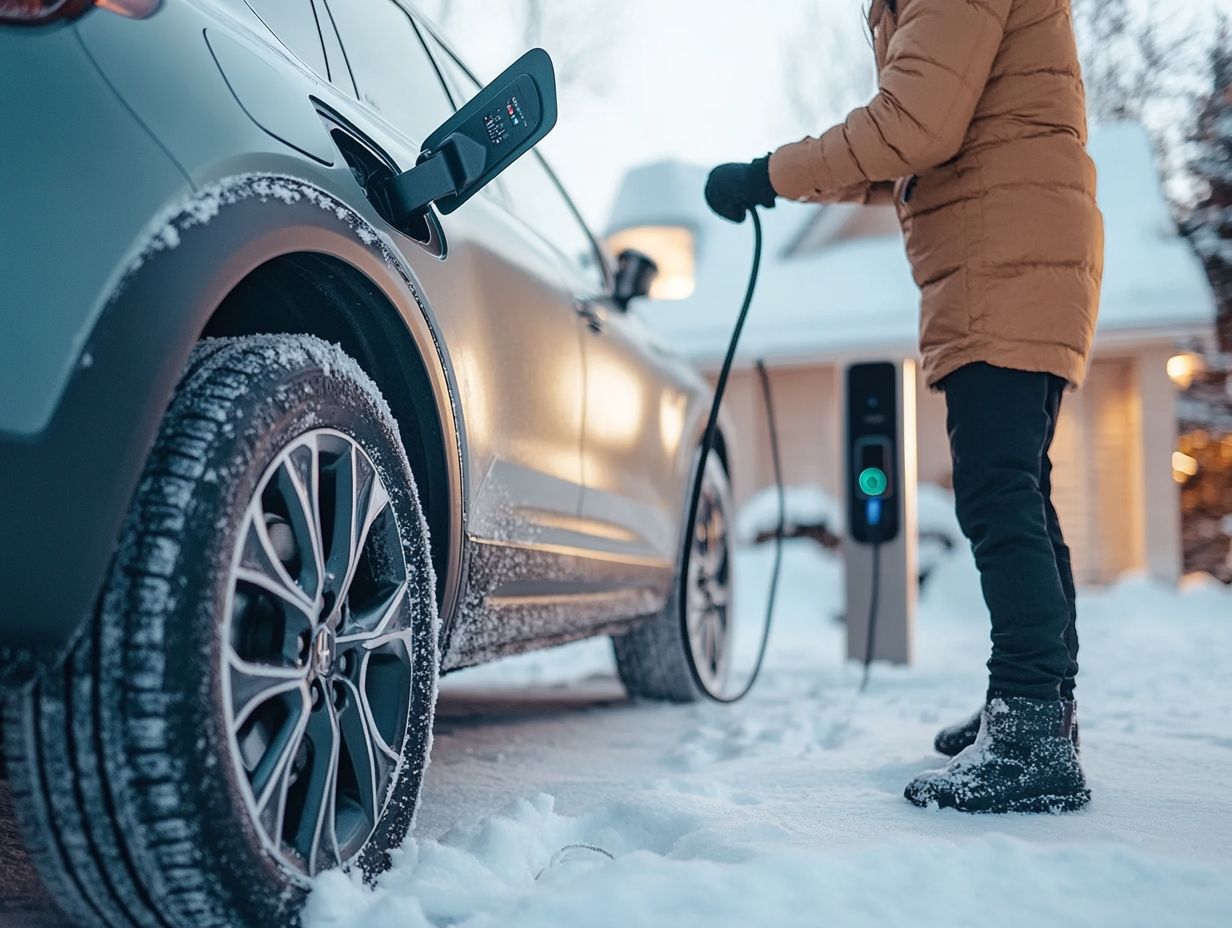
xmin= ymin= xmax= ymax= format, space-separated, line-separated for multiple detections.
xmin=613 ymin=454 xmax=734 ymax=703
xmin=3 ymin=334 xmax=439 ymax=928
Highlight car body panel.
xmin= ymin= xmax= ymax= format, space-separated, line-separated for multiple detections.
xmin=579 ymin=299 xmax=708 ymax=564
xmin=78 ymin=0 xmax=598 ymax=632
xmin=442 ymin=536 xmax=671 ymax=671
xmin=204 ymin=27 xmax=335 ymax=164
xmin=405 ymin=193 xmax=590 ymax=547
xmin=0 ymin=0 xmax=723 ymax=685
xmin=0 ymin=23 xmax=190 ymax=437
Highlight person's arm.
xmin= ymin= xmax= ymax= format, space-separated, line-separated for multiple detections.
xmin=833 ymin=181 xmax=896 ymax=206
xmin=769 ymin=0 xmax=1012 ymax=202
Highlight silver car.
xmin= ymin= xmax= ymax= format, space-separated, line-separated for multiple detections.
xmin=0 ymin=2 xmax=735 ymax=926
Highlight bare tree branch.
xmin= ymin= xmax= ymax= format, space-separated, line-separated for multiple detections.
xmin=519 ymin=0 xmax=609 ymax=97
xmin=781 ymin=1 xmax=875 ymax=133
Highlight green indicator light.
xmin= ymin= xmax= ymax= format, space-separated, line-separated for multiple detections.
xmin=859 ymin=467 xmax=888 ymax=497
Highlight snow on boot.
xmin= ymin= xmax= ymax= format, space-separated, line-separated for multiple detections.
xmin=933 ymin=708 xmax=982 ymax=757
xmin=934 ymin=699 xmax=1080 ymax=757
xmin=906 ymin=697 xmax=1089 ymax=813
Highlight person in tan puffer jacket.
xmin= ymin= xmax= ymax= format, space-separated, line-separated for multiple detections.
xmin=705 ymin=0 xmax=1102 ymax=814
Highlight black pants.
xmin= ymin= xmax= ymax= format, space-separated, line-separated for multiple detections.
xmin=941 ymin=362 xmax=1079 ymax=702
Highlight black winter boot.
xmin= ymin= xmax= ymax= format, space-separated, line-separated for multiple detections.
xmin=934 ymin=699 xmax=1080 ymax=757
xmin=906 ymin=697 xmax=1089 ymax=813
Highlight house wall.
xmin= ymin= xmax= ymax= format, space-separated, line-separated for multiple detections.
xmin=716 ymin=351 xmax=1181 ymax=586
xmin=722 ymin=364 xmax=843 ymax=509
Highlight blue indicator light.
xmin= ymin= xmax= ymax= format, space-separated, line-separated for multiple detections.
xmin=866 ymin=498 xmax=883 ymax=526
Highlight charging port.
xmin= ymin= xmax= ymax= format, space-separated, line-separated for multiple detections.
xmin=317 ymin=114 xmax=445 ymax=256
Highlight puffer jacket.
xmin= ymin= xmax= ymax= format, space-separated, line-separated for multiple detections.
xmin=769 ymin=0 xmax=1103 ymax=387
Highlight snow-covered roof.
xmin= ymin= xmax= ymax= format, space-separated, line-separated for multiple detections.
xmin=610 ymin=124 xmax=1215 ymax=366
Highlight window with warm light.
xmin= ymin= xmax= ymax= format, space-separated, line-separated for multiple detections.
xmin=606 ymin=225 xmax=696 ymax=300
xmin=1176 ymin=428 xmax=1232 ymax=582
xmin=1167 ymin=352 xmax=1205 ymax=390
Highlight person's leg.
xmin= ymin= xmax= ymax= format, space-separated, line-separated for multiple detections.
xmin=943 ymin=363 xmax=1072 ymax=701
xmin=906 ymin=364 xmax=1087 ymax=813
xmin=1038 ymin=377 xmax=1079 ymax=699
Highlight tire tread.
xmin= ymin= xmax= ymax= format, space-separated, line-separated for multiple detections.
xmin=613 ymin=454 xmax=733 ymax=704
xmin=5 ymin=335 xmax=437 ymax=928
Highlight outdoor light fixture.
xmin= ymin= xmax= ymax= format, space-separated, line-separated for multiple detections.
xmin=606 ymin=225 xmax=696 ymax=300
xmin=1166 ymin=352 xmax=1205 ymax=390
xmin=1172 ymin=450 xmax=1199 ymax=483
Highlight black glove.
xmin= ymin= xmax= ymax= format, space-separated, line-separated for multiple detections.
xmin=704 ymin=155 xmax=777 ymax=223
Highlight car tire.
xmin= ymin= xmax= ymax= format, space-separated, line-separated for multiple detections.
xmin=612 ymin=453 xmax=734 ymax=703
xmin=3 ymin=335 xmax=438 ymax=928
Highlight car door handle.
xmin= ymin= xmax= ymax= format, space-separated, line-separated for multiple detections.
xmin=575 ymin=301 xmax=603 ymax=334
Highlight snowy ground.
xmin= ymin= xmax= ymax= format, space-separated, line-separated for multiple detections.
xmin=306 ymin=539 xmax=1232 ymax=928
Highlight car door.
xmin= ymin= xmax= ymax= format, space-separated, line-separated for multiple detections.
xmin=495 ymin=154 xmax=693 ymax=566
xmin=471 ymin=133 xmax=698 ymax=568
xmin=421 ymin=22 xmax=700 ymax=568
xmin=320 ymin=0 xmax=588 ymax=551
xmin=418 ymin=30 xmax=689 ymax=563
xmin=576 ymin=293 xmax=704 ymax=565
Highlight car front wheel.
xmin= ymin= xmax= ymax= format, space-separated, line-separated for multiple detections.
xmin=4 ymin=335 xmax=438 ymax=928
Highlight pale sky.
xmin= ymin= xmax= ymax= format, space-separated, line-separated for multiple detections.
xmin=418 ymin=0 xmax=1229 ymax=228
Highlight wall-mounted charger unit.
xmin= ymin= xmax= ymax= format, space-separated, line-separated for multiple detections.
xmin=843 ymin=360 xmax=918 ymax=666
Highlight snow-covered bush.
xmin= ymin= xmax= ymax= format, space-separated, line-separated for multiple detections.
xmin=735 ymin=483 xmax=967 ymax=591
xmin=735 ymin=485 xmax=843 ymax=547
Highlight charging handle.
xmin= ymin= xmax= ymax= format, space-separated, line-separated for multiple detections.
xmin=384 ymin=132 xmax=488 ymax=223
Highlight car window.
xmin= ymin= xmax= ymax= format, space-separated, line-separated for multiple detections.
xmin=244 ymin=1 xmax=328 ymax=77
xmin=313 ymin=0 xmax=358 ymax=95
xmin=323 ymin=0 xmax=454 ymax=141
xmin=500 ymin=153 xmax=607 ymax=292
xmin=417 ymin=27 xmax=478 ymax=110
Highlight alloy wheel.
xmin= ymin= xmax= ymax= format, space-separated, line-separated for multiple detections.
xmin=222 ymin=429 xmax=414 ymax=877
xmin=685 ymin=467 xmax=732 ymax=694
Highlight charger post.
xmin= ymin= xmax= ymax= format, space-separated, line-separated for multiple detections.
xmin=843 ymin=359 xmax=918 ymax=666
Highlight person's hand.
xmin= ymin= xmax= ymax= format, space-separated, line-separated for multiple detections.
xmin=704 ymin=155 xmax=777 ymax=223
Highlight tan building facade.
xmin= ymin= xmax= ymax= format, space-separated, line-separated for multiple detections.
xmin=718 ymin=347 xmax=1182 ymax=585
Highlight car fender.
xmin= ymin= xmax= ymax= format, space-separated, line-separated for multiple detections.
xmin=0 ymin=174 xmax=466 ymax=683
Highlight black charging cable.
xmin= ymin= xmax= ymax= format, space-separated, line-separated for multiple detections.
xmin=682 ymin=209 xmax=785 ymax=704
xmin=860 ymin=498 xmax=884 ymax=692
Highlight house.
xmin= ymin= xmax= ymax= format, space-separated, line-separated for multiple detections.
xmin=606 ymin=124 xmax=1217 ymax=584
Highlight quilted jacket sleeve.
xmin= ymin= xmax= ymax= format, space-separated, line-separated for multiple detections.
xmin=840 ymin=181 xmax=896 ymax=206
xmin=769 ymin=0 xmax=1012 ymax=202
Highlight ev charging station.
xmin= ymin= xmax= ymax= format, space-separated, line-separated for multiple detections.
xmin=843 ymin=360 xmax=918 ymax=666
